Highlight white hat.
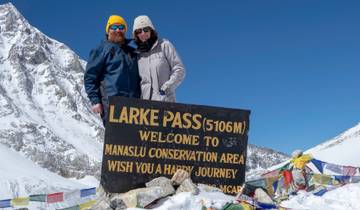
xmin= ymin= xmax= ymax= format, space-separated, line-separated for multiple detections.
xmin=133 ymin=15 xmax=155 ymax=32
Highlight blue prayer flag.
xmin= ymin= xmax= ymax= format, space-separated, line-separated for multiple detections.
xmin=0 ymin=199 xmax=11 ymax=208
xmin=314 ymin=188 xmax=328 ymax=196
xmin=325 ymin=163 xmax=343 ymax=174
xmin=257 ymin=202 xmax=278 ymax=209
xmin=334 ymin=175 xmax=350 ymax=184
xmin=311 ymin=159 xmax=324 ymax=173
xmin=80 ymin=187 xmax=96 ymax=197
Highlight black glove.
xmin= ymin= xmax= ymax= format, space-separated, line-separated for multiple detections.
xmin=159 ymin=89 xmax=166 ymax=96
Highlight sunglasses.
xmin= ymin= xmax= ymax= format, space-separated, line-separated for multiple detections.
xmin=109 ymin=24 xmax=126 ymax=31
xmin=135 ymin=27 xmax=151 ymax=35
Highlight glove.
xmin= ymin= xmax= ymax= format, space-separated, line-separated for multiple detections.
xmin=159 ymin=89 xmax=166 ymax=96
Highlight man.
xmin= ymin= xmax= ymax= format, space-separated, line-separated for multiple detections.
xmin=84 ymin=15 xmax=141 ymax=125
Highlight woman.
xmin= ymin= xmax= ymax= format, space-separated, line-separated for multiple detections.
xmin=133 ymin=15 xmax=185 ymax=102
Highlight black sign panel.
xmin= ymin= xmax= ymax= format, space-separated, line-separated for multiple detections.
xmin=101 ymin=97 xmax=250 ymax=194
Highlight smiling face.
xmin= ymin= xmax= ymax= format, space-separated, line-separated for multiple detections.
xmin=108 ymin=24 xmax=126 ymax=44
xmin=134 ymin=27 xmax=152 ymax=43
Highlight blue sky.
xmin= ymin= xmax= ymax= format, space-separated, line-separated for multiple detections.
xmin=6 ymin=0 xmax=360 ymax=155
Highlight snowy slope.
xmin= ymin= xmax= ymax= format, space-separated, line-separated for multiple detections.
xmin=0 ymin=143 xmax=87 ymax=199
xmin=0 ymin=142 xmax=98 ymax=210
xmin=307 ymin=122 xmax=360 ymax=167
xmin=282 ymin=183 xmax=360 ymax=210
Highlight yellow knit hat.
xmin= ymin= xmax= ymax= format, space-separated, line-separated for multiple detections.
xmin=106 ymin=15 xmax=127 ymax=34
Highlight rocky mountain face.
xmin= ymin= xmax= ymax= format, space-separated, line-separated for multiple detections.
xmin=0 ymin=2 xmax=287 ymax=185
xmin=247 ymin=144 xmax=289 ymax=171
xmin=246 ymin=144 xmax=289 ymax=179
xmin=0 ymin=3 xmax=103 ymax=178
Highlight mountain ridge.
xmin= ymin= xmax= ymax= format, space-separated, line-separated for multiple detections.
xmin=0 ymin=2 xmax=103 ymax=178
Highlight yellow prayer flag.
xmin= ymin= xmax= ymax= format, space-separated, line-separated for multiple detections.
xmin=11 ymin=197 xmax=29 ymax=206
xmin=265 ymin=176 xmax=277 ymax=196
xmin=241 ymin=202 xmax=254 ymax=210
xmin=79 ymin=200 xmax=96 ymax=210
xmin=312 ymin=174 xmax=332 ymax=185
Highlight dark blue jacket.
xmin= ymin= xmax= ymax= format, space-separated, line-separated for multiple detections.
xmin=84 ymin=39 xmax=141 ymax=105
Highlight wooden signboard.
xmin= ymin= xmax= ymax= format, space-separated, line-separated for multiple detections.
xmin=101 ymin=97 xmax=250 ymax=194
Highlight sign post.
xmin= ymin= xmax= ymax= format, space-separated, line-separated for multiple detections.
xmin=101 ymin=97 xmax=250 ymax=194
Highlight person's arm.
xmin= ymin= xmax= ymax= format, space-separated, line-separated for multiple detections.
xmin=84 ymin=45 xmax=105 ymax=112
xmin=160 ymin=40 xmax=186 ymax=93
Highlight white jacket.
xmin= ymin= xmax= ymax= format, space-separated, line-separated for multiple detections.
xmin=138 ymin=38 xmax=185 ymax=102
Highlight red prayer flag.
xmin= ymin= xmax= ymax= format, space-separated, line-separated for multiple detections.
xmin=47 ymin=192 xmax=64 ymax=204
xmin=343 ymin=166 xmax=357 ymax=176
xmin=282 ymin=170 xmax=293 ymax=187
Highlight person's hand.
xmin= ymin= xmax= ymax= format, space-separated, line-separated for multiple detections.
xmin=91 ymin=103 xmax=103 ymax=114
xmin=159 ymin=89 xmax=166 ymax=96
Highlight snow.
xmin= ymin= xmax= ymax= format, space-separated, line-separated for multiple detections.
xmin=0 ymin=143 xmax=98 ymax=209
xmin=307 ymin=122 xmax=360 ymax=167
xmin=0 ymin=143 xmax=89 ymax=199
xmin=122 ymin=183 xmax=360 ymax=210
xmin=128 ymin=188 xmax=235 ymax=210
xmin=281 ymin=183 xmax=360 ymax=210
xmin=69 ymin=176 xmax=100 ymax=187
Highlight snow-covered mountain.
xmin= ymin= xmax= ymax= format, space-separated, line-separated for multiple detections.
xmin=307 ymin=122 xmax=360 ymax=167
xmin=0 ymin=2 xmax=103 ymax=179
xmin=246 ymin=144 xmax=289 ymax=171
xmin=246 ymin=144 xmax=289 ymax=179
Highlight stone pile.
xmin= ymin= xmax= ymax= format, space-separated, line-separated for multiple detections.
xmin=91 ymin=169 xmax=221 ymax=209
